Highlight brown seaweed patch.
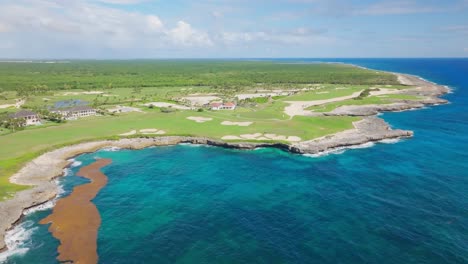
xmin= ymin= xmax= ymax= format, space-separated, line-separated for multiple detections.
xmin=40 ymin=159 xmax=112 ymax=264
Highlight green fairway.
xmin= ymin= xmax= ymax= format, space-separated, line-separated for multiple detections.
xmin=282 ymin=86 xmax=365 ymax=101
xmin=0 ymin=111 xmax=359 ymax=200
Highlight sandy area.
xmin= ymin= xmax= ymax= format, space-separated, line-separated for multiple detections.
xmin=181 ymin=96 xmax=221 ymax=106
xmin=139 ymin=129 xmax=166 ymax=135
xmin=120 ymin=129 xmax=166 ymax=135
xmin=143 ymin=102 xmax=191 ymax=110
xmin=221 ymin=121 xmax=253 ymax=127
xmin=187 ymin=116 xmax=213 ymax=123
xmin=222 ymin=133 xmax=302 ymax=142
xmin=0 ymin=99 xmax=25 ymax=109
xmin=108 ymin=106 xmax=143 ymax=113
xmin=40 ymin=159 xmax=111 ymax=264
xmin=284 ymin=90 xmax=363 ymax=117
xmin=119 ymin=130 xmax=136 ymax=136
xmin=369 ymin=88 xmax=401 ymax=96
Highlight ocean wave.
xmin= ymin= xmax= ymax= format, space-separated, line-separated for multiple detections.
xmin=304 ymin=142 xmax=376 ymax=158
xmin=1 ymin=173 xmax=68 ymax=261
xmin=22 ymin=200 xmax=55 ymax=216
xmin=0 ymin=221 xmax=37 ymax=262
xmin=379 ymin=138 xmax=401 ymax=144
xmin=62 ymin=168 xmax=72 ymax=177
xmin=100 ymin=146 xmax=121 ymax=152
xmin=69 ymin=159 xmax=82 ymax=168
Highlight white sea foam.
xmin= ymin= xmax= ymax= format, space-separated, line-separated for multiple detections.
xmin=22 ymin=201 xmax=55 ymax=216
xmin=100 ymin=146 xmax=121 ymax=152
xmin=304 ymin=142 xmax=376 ymax=158
xmin=69 ymin=160 xmax=82 ymax=168
xmin=179 ymin=143 xmax=211 ymax=148
xmin=379 ymin=138 xmax=401 ymax=144
xmin=62 ymin=168 xmax=72 ymax=177
xmin=444 ymin=86 xmax=454 ymax=93
xmin=0 ymin=167 xmax=70 ymax=262
xmin=0 ymin=221 xmax=37 ymax=262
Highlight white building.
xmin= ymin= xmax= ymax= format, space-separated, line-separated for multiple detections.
xmin=9 ymin=110 xmax=41 ymax=126
xmin=52 ymin=106 xmax=97 ymax=119
xmin=210 ymin=102 xmax=236 ymax=110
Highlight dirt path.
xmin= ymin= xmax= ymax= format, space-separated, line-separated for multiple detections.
xmin=0 ymin=99 xmax=25 ymax=109
xmin=40 ymin=159 xmax=112 ymax=264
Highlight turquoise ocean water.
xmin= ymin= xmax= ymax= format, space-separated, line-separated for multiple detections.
xmin=2 ymin=59 xmax=467 ymax=264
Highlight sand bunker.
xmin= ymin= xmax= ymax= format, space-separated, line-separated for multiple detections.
xmin=139 ymin=129 xmax=166 ymax=135
xmin=119 ymin=130 xmax=136 ymax=136
xmin=108 ymin=106 xmax=142 ymax=113
xmin=222 ymin=133 xmax=301 ymax=142
xmin=182 ymin=96 xmax=221 ymax=106
xmin=120 ymin=129 xmax=166 ymax=136
xmin=143 ymin=102 xmax=190 ymax=110
xmin=40 ymin=159 xmax=112 ymax=264
xmin=187 ymin=116 xmax=213 ymax=123
xmin=221 ymin=121 xmax=253 ymax=127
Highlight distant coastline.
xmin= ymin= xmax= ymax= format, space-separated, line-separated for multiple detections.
xmin=0 ymin=67 xmax=450 ymax=255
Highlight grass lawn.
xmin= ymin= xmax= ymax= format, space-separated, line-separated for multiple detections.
xmin=0 ymin=61 xmax=402 ymax=201
xmin=307 ymin=94 xmax=422 ymax=112
xmin=281 ymin=86 xmax=365 ymax=101
xmin=0 ymin=111 xmax=359 ymax=200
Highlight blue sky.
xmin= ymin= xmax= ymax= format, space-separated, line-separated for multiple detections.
xmin=0 ymin=0 xmax=467 ymax=58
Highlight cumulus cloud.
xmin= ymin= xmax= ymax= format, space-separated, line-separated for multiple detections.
xmin=0 ymin=0 xmax=215 ymax=57
xmin=169 ymin=21 xmax=213 ymax=46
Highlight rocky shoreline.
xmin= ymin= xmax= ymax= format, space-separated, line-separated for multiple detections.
xmin=0 ymin=72 xmax=450 ymax=253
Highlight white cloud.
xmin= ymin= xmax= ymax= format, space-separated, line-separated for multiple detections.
xmin=0 ymin=0 xmax=214 ymax=57
xmin=146 ymin=15 xmax=164 ymax=32
xmin=169 ymin=21 xmax=213 ymax=46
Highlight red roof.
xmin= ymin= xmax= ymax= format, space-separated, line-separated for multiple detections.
xmin=210 ymin=102 xmax=222 ymax=107
xmin=224 ymin=102 xmax=236 ymax=107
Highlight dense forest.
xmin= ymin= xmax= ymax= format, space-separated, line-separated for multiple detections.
xmin=0 ymin=60 xmax=399 ymax=92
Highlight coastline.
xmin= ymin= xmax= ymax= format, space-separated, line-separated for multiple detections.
xmin=0 ymin=70 xmax=450 ymax=253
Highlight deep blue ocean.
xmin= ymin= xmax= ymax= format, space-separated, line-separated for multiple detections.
xmin=1 ymin=59 xmax=467 ymax=264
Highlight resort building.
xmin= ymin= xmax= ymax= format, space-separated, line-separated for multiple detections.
xmin=52 ymin=106 xmax=97 ymax=119
xmin=210 ymin=102 xmax=236 ymax=110
xmin=9 ymin=110 xmax=41 ymax=126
